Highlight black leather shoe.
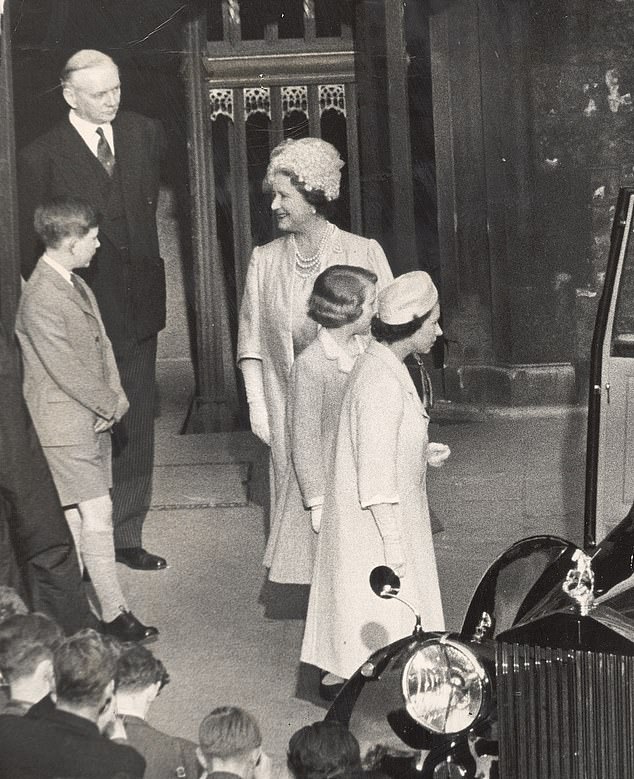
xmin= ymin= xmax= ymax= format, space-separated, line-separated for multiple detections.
xmin=115 ymin=547 xmax=167 ymax=570
xmin=102 ymin=608 xmax=159 ymax=643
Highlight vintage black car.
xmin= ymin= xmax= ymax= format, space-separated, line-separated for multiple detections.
xmin=325 ymin=187 xmax=634 ymax=779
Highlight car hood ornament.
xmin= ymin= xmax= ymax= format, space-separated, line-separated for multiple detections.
xmin=562 ymin=549 xmax=595 ymax=615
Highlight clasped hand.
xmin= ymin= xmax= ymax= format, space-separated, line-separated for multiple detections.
xmin=94 ymin=416 xmax=115 ymax=433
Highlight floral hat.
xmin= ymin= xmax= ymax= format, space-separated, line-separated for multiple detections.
xmin=265 ymin=137 xmax=345 ymax=201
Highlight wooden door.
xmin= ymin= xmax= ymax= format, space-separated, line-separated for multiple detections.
xmin=430 ymin=0 xmax=538 ymax=369
xmin=590 ymin=190 xmax=634 ymax=542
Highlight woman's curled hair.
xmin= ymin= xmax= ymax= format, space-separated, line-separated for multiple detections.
xmin=308 ymin=265 xmax=377 ymax=329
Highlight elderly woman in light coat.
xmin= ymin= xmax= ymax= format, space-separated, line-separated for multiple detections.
xmin=301 ymin=271 xmax=449 ymax=696
xmin=237 ymin=138 xmax=393 ymax=561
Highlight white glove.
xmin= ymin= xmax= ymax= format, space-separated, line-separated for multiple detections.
xmin=427 ymin=441 xmax=451 ymax=468
xmin=240 ymin=359 xmax=270 ymax=445
xmin=383 ymin=535 xmax=406 ymax=578
xmin=370 ymin=503 xmax=407 ymax=578
xmin=310 ymin=505 xmax=323 ymax=533
xmin=247 ymin=396 xmax=270 ymax=445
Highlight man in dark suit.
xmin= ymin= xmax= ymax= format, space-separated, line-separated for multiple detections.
xmin=18 ymin=49 xmax=168 ymax=571
xmin=0 ymin=629 xmax=146 ymax=778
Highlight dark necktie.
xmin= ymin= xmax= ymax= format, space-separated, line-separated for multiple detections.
xmin=96 ymin=127 xmax=115 ymax=177
xmin=71 ymin=274 xmax=92 ymax=308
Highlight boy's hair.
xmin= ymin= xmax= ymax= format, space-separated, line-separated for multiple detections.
xmin=287 ymin=721 xmax=362 ymax=779
xmin=53 ymin=629 xmax=117 ymax=707
xmin=116 ymin=642 xmax=169 ymax=693
xmin=307 ymin=264 xmax=377 ymax=328
xmin=199 ymin=706 xmax=262 ymax=760
xmin=33 ymin=199 xmax=98 ymax=250
xmin=0 ymin=613 xmax=63 ymax=683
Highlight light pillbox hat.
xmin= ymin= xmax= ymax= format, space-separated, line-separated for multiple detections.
xmin=378 ymin=271 xmax=438 ymax=325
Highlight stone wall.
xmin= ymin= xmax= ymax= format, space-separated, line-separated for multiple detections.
xmin=528 ymin=0 xmax=634 ymax=375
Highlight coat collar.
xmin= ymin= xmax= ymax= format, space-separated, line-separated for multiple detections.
xmin=329 ymin=224 xmax=344 ymax=255
xmin=32 ymin=257 xmax=96 ymax=318
xmin=318 ymin=328 xmax=367 ymax=373
xmin=120 ymin=713 xmax=150 ymax=729
xmin=42 ymin=253 xmax=73 ymax=284
xmin=365 ymin=339 xmax=428 ymax=416
xmin=27 ymin=701 xmax=100 ymax=737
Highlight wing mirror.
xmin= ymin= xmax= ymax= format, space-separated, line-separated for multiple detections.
xmin=370 ymin=566 xmax=423 ymax=636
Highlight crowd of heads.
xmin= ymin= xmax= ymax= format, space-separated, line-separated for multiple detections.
xmin=0 ymin=585 xmax=378 ymax=779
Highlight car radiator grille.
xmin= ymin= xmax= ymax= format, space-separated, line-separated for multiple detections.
xmin=497 ymin=642 xmax=634 ymax=778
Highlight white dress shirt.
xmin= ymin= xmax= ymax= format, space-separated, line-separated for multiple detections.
xmin=69 ymin=111 xmax=115 ymax=157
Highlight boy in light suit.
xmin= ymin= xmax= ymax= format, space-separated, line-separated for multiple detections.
xmin=15 ymin=199 xmax=157 ymax=643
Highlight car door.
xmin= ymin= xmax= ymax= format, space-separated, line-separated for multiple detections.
xmin=587 ymin=186 xmax=634 ymax=545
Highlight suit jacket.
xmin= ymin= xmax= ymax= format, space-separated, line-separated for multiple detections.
xmin=120 ymin=714 xmax=201 ymax=779
xmin=15 ymin=259 xmax=128 ymax=448
xmin=0 ymin=706 xmax=145 ymax=779
xmin=18 ymin=110 xmax=166 ymax=347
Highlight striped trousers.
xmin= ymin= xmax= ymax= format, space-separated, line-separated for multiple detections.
xmin=111 ymin=335 xmax=157 ymax=549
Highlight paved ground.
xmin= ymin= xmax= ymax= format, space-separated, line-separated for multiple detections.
xmin=114 ymin=399 xmax=589 ymax=771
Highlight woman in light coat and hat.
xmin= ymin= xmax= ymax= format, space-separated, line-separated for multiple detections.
xmin=237 ymin=137 xmax=393 ymax=558
xmin=301 ymin=271 xmax=449 ymax=696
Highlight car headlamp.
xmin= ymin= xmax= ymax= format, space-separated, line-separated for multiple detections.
xmin=401 ymin=636 xmax=490 ymax=734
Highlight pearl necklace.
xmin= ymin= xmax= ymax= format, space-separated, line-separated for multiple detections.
xmin=292 ymin=223 xmax=333 ymax=277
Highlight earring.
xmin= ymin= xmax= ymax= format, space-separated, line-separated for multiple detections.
xmin=311 ymin=207 xmax=317 ymax=214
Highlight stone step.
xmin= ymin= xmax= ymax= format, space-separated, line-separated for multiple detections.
xmin=151 ymin=426 xmax=266 ymax=510
xmin=150 ymin=461 xmax=249 ymax=510
xmin=154 ymin=427 xmax=265 ymax=466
